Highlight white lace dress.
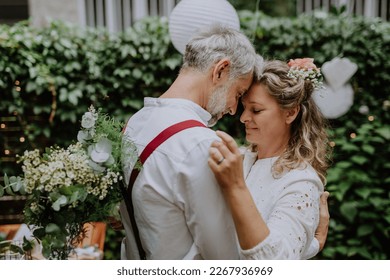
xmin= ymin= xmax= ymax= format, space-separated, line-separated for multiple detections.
xmin=240 ymin=151 xmax=323 ymax=259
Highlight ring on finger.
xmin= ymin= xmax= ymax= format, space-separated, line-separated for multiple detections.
xmin=217 ymin=157 xmax=224 ymax=165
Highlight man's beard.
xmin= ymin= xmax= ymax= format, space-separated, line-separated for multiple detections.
xmin=206 ymin=84 xmax=229 ymax=127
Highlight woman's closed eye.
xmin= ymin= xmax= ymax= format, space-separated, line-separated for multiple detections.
xmin=252 ymin=108 xmax=263 ymax=113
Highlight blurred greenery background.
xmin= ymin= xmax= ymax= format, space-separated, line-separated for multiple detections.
xmin=0 ymin=3 xmax=389 ymax=259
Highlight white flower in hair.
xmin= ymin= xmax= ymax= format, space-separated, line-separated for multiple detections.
xmin=287 ymin=58 xmax=324 ymax=90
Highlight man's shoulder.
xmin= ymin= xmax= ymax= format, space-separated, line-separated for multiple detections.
xmin=165 ymin=125 xmax=218 ymax=155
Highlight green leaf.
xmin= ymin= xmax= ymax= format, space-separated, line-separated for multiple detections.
xmin=68 ymin=89 xmax=82 ymax=105
xmin=32 ymin=227 xmax=45 ymax=239
xmin=51 ymin=195 xmax=68 ymax=211
xmin=376 ymin=127 xmax=390 ymax=140
xmin=45 ymin=223 xmax=61 ymax=233
xmin=341 ymin=142 xmax=360 ymax=152
xmin=132 ymin=68 xmax=142 ymax=79
xmin=3 ymin=173 xmax=9 ymax=187
xmin=25 ymin=81 xmax=36 ymax=92
xmin=361 ymin=144 xmax=375 ymax=155
xmin=369 ymin=197 xmax=386 ymax=207
xmin=4 ymin=174 xmax=15 ymax=195
xmin=22 ymin=237 xmax=34 ymax=251
xmin=9 ymin=176 xmax=23 ymax=192
xmin=357 ymin=225 xmax=374 ymax=237
xmin=340 ymin=201 xmax=358 ymax=223
xmin=355 ymin=188 xmax=371 ymax=200
xmin=384 ymin=214 xmax=390 ymax=224
xmin=9 ymin=244 xmax=24 ymax=254
xmin=335 ymin=161 xmax=352 ymax=169
xmin=350 ymin=155 xmax=368 ymax=165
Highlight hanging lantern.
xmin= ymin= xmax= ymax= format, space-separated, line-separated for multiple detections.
xmin=168 ymin=0 xmax=240 ymax=54
xmin=321 ymin=57 xmax=358 ymax=90
xmin=313 ymin=82 xmax=354 ymax=119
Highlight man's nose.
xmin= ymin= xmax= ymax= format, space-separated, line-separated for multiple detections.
xmin=228 ymin=102 xmax=238 ymax=115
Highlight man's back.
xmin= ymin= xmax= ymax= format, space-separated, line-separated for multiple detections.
xmin=120 ymin=97 xmax=239 ymax=259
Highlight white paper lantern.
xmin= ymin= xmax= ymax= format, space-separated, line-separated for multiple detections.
xmin=321 ymin=57 xmax=358 ymax=90
xmin=169 ymin=0 xmax=240 ymax=54
xmin=313 ymin=82 xmax=354 ymax=119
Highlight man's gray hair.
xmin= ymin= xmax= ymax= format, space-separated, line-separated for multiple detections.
xmin=182 ymin=24 xmax=263 ymax=79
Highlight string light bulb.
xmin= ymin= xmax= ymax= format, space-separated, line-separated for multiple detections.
xmin=350 ymin=133 xmax=357 ymax=139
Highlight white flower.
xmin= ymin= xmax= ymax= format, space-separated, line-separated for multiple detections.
xmin=90 ymin=138 xmax=113 ymax=163
xmin=81 ymin=112 xmax=96 ymax=129
xmin=77 ymin=130 xmax=92 ymax=143
xmin=88 ymin=160 xmax=106 ymax=173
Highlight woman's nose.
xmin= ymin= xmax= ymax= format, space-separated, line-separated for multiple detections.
xmin=240 ymin=110 xmax=249 ymax=123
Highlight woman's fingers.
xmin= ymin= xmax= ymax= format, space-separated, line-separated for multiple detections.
xmin=215 ymin=130 xmax=240 ymax=155
xmin=209 ymin=146 xmax=224 ymax=163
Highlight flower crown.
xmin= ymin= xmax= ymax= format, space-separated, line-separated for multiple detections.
xmin=287 ymin=58 xmax=323 ymax=90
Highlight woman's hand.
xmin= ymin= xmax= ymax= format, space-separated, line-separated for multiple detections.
xmin=208 ymin=130 xmax=245 ymax=190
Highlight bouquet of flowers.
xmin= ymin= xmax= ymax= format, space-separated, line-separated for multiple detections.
xmin=0 ymin=105 xmax=136 ymax=259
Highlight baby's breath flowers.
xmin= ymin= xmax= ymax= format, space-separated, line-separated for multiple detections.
xmin=287 ymin=58 xmax=324 ymax=90
xmin=0 ymin=105 xmax=135 ymax=259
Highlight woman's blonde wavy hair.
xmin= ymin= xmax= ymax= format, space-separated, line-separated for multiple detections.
xmin=254 ymin=60 xmax=331 ymax=184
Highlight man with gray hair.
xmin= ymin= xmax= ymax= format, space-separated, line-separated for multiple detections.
xmin=120 ymin=24 xmax=261 ymax=260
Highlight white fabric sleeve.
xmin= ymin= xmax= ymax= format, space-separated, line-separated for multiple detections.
xmin=241 ymin=179 xmax=321 ymax=259
xmin=173 ymin=139 xmax=240 ymax=260
xmin=302 ymin=237 xmax=320 ymax=259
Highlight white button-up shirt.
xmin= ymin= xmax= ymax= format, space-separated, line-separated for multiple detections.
xmin=120 ymin=97 xmax=239 ymax=259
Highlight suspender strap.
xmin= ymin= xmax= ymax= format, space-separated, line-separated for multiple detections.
xmin=122 ymin=120 xmax=206 ymax=259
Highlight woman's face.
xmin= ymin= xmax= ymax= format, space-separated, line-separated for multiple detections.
xmin=240 ymin=83 xmax=294 ymax=158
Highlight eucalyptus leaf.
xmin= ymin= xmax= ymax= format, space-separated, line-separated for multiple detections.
xmin=51 ymin=195 xmax=68 ymax=211
xmin=45 ymin=223 xmax=61 ymax=233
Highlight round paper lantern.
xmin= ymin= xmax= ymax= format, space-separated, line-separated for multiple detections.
xmin=313 ymin=82 xmax=354 ymax=119
xmin=169 ymin=0 xmax=240 ymax=54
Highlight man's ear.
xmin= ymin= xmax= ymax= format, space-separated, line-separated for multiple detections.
xmin=285 ymin=106 xmax=300 ymax=124
xmin=212 ymin=58 xmax=230 ymax=84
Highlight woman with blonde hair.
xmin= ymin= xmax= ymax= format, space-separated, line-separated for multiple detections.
xmin=209 ymin=58 xmax=331 ymax=259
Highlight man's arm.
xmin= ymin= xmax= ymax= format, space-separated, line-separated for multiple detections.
xmin=315 ymin=191 xmax=330 ymax=251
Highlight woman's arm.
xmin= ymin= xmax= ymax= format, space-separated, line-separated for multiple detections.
xmin=208 ymin=130 xmax=270 ymax=250
xmin=209 ymin=130 xmax=329 ymax=258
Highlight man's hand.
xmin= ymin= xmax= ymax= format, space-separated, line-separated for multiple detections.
xmin=315 ymin=191 xmax=330 ymax=251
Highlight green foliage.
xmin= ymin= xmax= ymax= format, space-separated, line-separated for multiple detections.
xmin=1 ymin=12 xmax=389 ymax=259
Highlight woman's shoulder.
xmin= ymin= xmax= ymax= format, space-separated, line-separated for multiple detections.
xmin=280 ymin=163 xmax=324 ymax=192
